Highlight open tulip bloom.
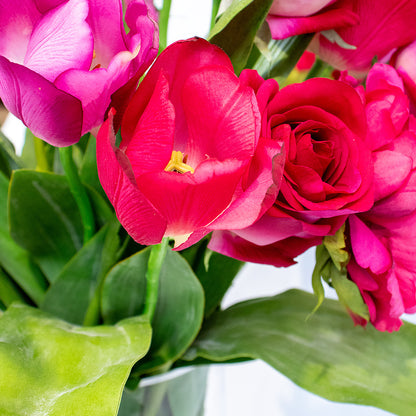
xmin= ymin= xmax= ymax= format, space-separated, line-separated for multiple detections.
xmin=3 ymin=1 xmax=416 ymax=415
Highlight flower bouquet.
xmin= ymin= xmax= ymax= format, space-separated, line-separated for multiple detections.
xmin=1 ymin=0 xmax=416 ymax=415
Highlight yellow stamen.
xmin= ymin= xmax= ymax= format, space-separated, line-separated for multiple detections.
xmin=92 ymin=49 xmax=96 ymax=59
xmin=164 ymin=151 xmax=194 ymax=174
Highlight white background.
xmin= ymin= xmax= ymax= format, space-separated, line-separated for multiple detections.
xmin=1 ymin=1 xmax=401 ymax=414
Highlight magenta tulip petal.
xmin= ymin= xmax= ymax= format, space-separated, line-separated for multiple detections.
xmin=267 ymin=7 xmax=358 ymax=40
xmin=34 ymin=0 xmax=66 ymax=13
xmin=24 ymin=0 xmax=93 ymax=82
xmin=96 ymin=111 xmax=167 ymax=245
xmin=269 ymin=0 xmax=335 ymax=16
xmin=137 ymin=159 xmax=247 ymax=237
xmin=0 ymin=56 xmax=83 ymax=146
xmin=0 ymin=0 xmax=41 ymax=63
xmin=349 ymin=216 xmax=391 ymax=274
xmin=87 ymin=0 xmax=126 ymax=68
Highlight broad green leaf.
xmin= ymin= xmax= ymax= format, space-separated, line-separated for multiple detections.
xmin=0 ymin=171 xmax=47 ymax=305
xmin=253 ymin=34 xmax=313 ymax=83
xmin=0 ymin=303 xmax=151 ymax=416
xmin=209 ymin=0 xmax=273 ymax=74
xmin=184 ymin=289 xmax=416 ymax=415
xmin=9 ymin=170 xmax=83 ymax=282
xmin=42 ymin=222 xmax=120 ymax=325
xmin=102 ymin=248 xmax=204 ymax=375
xmin=0 ymin=131 xmax=21 ymax=177
xmin=195 ymin=249 xmax=243 ymax=317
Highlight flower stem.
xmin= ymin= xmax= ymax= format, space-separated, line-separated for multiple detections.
xmin=143 ymin=238 xmax=170 ymax=322
xmin=158 ymin=0 xmax=172 ymax=52
xmin=59 ymin=146 xmax=95 ymax=244
xmin=34 ymin=137 xmax=50 ymax=171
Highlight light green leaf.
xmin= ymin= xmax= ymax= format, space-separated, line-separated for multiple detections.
xmin=209 ymin=0 xmax=273 ymax=74
xmin=9 ymin=170 xmax=83 ymax=281
xmin=0 ymin=303 xmax=151 ymax=416
xmin=102 ymin=248 xmax=204 ymax=375
xmin=184 ymin=289 xmax=416 ymax=415
xmin=323 ymin=223 xmax=349 ymax=271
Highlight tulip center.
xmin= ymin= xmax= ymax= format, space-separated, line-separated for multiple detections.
xmin=165 ymin=151 xmax=194 ymax=174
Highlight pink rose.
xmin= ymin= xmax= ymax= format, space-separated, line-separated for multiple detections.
xmin=267 ymin=0 xmax=358 ymax=41
xmin=97 ymin=38 xmax=280 ymax=247
xmin=311 ymin=0 xmax=416 ymax=74
xmin=0 ymin=0 xmax=158 ymax=146
xmin=210 ymin=71 xmax=373 ymax=266
xmin=345 ymin=64 xmax=416 ymax=331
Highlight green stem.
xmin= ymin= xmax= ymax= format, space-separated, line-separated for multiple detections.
xmin=34 ymin=137 xmax=50 ymax=171
xmin=210 ymin=0 xmax=221 ymax=30
xmin=143 ymin=238 xmax=170 ymax=322
xmin=59 ymin=146 xmax=95 ymax=244
xmin=158 ymin=0 xmax=172 ymax=52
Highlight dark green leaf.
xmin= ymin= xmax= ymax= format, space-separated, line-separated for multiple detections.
xmin=42 ymin=222 xmax=120 ymax=325
xmin=0 ymin=303 xmax=151 ymax=416
xmin=9 ymin=170 xmax=83 ymax=281
xmin=102 ymin=248 xmax=204 ymax=375
xmin=184 ymin=289 xmax=416 ymax=415
xmin=0 ymin=131 xmax=21 ymax=177
xmin=253 ymin=34 xmax=313 ymax=83
xmin=209 ymin=0 xmax=273 ymax=74
xmin=0 ymin=171 xmax=47 ymax=305
xmin=80 ymin=134 xmax=107 ymax=198
xmin=195 ymin=249 xmax=243 ymax=317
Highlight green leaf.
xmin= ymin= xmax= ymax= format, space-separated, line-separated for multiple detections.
xmin=0 ymin=171 xmax=48 ymax=305
xmin=323 ymin=223 xmax=349 ymax=271
xmin=102 ymin=248 xmax=205 ymax=375
xmin=80 ymin=134 xmax=107 ymax=199
xmin=310 ymin=244 xmax=330 ymax=316
xmin=9 ymin=170 xmax=83 ymax=281
xmin=252 ymin=34 xmax=313 ymax=83
xmin=195 ymin=249 xmax=243 ymax=317
xmin=0 ymin=131 xmax=21 ymax=177
xmin=42 ymin=222 xmax=120 ymax=325
xmin=184 ymin=289 xmax=416 ymax=415
xmin=209 ymin=0 xmax=273 ymax=74
xmin=0 ymin=268 xmax=27 ymax=307
xmin=0 ymin=303 xmax=151 ymax=416
xmin=330 ymin=263 xmax=369 ymax=321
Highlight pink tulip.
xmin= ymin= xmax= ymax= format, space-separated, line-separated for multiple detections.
xmin=267 ymin=0 xmax=358 ymax=41
xmin=346 ymin=64 xmax=416 ymax=331
xmin=96 ymin=38 xmax=281 ymax=247
xmin=0 ymin=0 xmax=158 ymax=146
xmin=311 ymin=0 xmax=416 ymax=73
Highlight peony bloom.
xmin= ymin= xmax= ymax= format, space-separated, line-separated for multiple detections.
xmin=345 ymin=64 xmax=416 ymax=331
xmin=209 ymin=71 xmax=373 ymax=266
xmin=0 ymin=0 xmax=158 ymax=146
xmin=96 ymin=38 xmax=281 ymax=247
xmin=266 ymin=0 xmax=358 ymax=41
xmin=310 ymin=0 xmax=416 ymax=73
